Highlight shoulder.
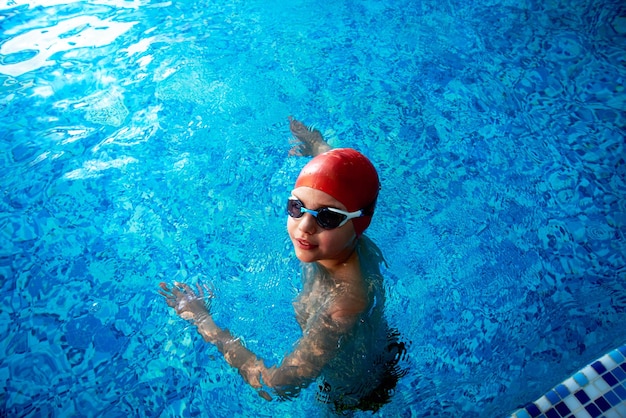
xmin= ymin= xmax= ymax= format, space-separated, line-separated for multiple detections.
xmin=328 ymin=265 xmax=369 ymax=325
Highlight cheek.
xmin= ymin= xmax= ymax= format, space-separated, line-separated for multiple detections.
xmin=320 ymin=228 xmax=356 ymax=252
xmin=287 ymin=217 xmax=297 ymax=237
xmin=336 ymin=223 xmax=357 ymax=243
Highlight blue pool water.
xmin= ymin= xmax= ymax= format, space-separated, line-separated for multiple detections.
xmin=1 ymin=0 xmax=625 ymax=416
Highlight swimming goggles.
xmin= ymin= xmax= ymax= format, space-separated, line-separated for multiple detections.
xmin=287 ymin=197 xmax=364 ymax=230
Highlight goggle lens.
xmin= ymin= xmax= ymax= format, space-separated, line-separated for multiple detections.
xmin=287 ymin=199 xmax=352 ymax=230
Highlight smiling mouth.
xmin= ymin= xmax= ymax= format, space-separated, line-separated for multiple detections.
xmin=296 ymin=239 xmax=317 ymax=250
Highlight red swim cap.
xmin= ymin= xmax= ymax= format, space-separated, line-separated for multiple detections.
xmin=295 ymin=148 xmax=380 ymax=236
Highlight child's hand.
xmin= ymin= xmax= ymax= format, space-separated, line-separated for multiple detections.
xmin=159 ymin=281 xmax=212 ymax=322
xmin=288 ymin=116 xmax=331 ymax=157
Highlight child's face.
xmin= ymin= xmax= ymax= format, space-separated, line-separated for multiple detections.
xmin=287 ymin=187 xmax=358 ymax=268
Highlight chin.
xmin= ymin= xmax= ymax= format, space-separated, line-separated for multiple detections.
xmin=295 ymin=251 xmax=317 ymax=263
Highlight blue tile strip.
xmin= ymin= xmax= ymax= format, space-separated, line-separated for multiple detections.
xmin=511 ymin=344 xmax=626 ymax=418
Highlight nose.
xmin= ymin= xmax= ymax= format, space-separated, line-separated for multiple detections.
xmin=298 ymin=212 xmax=318 ymax=234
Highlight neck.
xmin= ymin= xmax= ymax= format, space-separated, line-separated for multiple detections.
xmin=317 ymin=240 xmax=359 ymax=275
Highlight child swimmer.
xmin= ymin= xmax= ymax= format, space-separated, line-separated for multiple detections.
xmin=159 ymin=117 xmax=406 ymax=412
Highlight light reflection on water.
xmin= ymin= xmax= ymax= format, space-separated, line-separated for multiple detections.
xmin=0 ymin=14 xmax=136 ymax=77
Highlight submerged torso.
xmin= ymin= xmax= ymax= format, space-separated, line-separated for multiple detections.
xmin=292 ymin=236 xmax=402 ymax=411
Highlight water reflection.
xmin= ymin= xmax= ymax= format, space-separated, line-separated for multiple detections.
xmin=0 ymin=14 xmax=136 ymax=77
xmin=64 ymin=155 xmax=138 ymax=179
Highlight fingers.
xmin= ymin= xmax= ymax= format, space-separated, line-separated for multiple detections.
xmin=158 ymin=282 xmax=174 ymax=300
xmin=175 ymin=281 xmax=196 ymax=296
xmin=289 ymin=118 xmax=308 ymax=136
xmin=289 ymin=148 xmax=301 ymax=156
xmin=161 ymin=281 xmax=200 ymax=295
xmin=196 ymin=282 xmax=204 ymax=298
xmin=170 ymin=281 xmax=186 ymax=298
xmin=203 ymin=283 xmax=215 ymax=298
xmin=158 ymin=281 xmax=184 ymax=302
xmin=160 ymin=281 xmax=214 ymax=312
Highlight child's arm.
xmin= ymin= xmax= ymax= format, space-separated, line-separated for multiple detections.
xmin=288 ymin=116 xmax=331 ymax=157
xmin=159 ymin=281 xmax=354 ymax=400
xmin=159 ymin=282 xmax=271 ymax=397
